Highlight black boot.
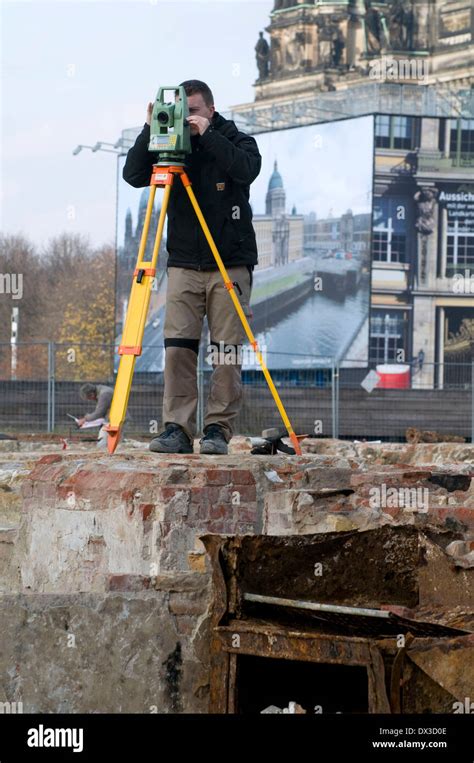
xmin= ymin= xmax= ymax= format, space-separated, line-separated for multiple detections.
xmin=149 ymin=423 xmax=193 ymax=454
xmin=199 ymin=424 xmax=229 ymax=455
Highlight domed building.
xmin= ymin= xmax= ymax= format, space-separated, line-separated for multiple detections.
xmin=266 ymin=160 xmax=286 ymax=216
xmin=253 ymin=158 xmax=304 ymax=269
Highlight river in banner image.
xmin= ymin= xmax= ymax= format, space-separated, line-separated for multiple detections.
xmin=244 ymin=287 xmax=369 ymax=368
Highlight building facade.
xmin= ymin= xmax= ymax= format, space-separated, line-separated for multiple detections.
xmin=241 ymin=0 xmax=474 ymax=383
xmin=246 ymin=0 xmax=473 ymax=106
xmin=372 ymin=113 xmax=474 ymax=385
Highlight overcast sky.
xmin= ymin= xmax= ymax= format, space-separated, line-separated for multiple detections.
xmin=250 ymin=116 xmax=374 ymax=219
xmin=1 ymin=0 xmax=274 ymax=250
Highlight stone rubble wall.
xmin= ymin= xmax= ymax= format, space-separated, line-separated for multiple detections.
xmin=0 ymin=437 xmax=472 ymax=712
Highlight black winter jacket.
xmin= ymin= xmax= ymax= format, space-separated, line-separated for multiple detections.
xmin=122 ymin=112 xmax=262 ymax=270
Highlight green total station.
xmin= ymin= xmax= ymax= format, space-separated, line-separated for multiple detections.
xmin=149 ymin=85 xmax=191 ymax=166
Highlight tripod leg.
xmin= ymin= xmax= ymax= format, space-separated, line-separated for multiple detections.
xmin=105 ymin=181 xmax=172 ymax=454
xmin=181 ymin=174 xmax=302 ymax=456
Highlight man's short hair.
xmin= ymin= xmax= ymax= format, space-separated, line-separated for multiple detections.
xmin=177 ymin=80 xmax=214 ymax=108
xmin=79 ymin=383 xmax=97 ymax=400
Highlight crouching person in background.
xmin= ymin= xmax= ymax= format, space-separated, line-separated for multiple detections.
xmin=78 ymin=383 xmax=114 ymax=448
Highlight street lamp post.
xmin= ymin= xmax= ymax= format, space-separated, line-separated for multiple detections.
xmin=11 ymin=306 xmax=18 ymax=380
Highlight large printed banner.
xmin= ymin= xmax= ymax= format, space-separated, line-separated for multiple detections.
xmin=115 ymin=116 xmax=374 ymax=371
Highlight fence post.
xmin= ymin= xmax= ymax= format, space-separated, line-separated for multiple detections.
xmin=47 ymin=342 xmax=52 ymax=433
xmin=52 ymin=343 xmax=55 ymax=432
xmin=471 ymin=360 xmax=474 ymax=444
xmin=48 ymin=342 xmax=55 ymax=433
xmin=331 ymin=360 xmax=339 ymax=440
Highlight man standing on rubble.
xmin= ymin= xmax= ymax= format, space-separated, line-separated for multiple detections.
xmin=123 ymin=79 xmax=261 ymax=455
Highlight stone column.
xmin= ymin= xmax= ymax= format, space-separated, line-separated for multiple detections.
xmin=415 ymin=0 xmax=434 ymax=49
xmin=346 ymin=3 xmax=366 ymax=68
xmin=420 ymin=117 xmax=440 ymax=151
xmin=412 ymin=295 xmax=436 ymax=387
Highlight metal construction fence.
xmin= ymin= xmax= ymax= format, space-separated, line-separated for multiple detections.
xmin=0 ymin=342 xmax=473 ymax=442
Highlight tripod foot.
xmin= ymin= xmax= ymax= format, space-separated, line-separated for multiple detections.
xmin=289 ymin=432 xmax=302 ymax=456
xmin=105 ymin=426 xmax=122 ymax=455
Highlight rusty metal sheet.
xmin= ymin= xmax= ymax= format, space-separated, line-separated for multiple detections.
xmin=241 ymin=596 xmax=468 ymax=638
xmin=368 ymin=643 xmax=392 ymax=713
xmin=407 ymin=635 xmax=474 ymax=702
xmin=216 ymin=621 xmax=373 ymax=666
xmin=390 ymin=633 xmax=415 ymax=713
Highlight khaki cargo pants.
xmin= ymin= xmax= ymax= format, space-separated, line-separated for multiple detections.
xmin=163 ymin=265 xmax=252 ymax=443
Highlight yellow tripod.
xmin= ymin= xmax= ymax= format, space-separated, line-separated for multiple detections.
xmin=105 ymin=163 xmax=303 ymax=456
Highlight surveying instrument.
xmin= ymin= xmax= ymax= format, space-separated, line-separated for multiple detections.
xmin=105 ymin=85 xmax=303 ymax=455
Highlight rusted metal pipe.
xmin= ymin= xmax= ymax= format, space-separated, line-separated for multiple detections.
xmin=243 ymin=593 xmax=392 ymax=619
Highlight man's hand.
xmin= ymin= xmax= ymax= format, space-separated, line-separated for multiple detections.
xmin=146 ymin=101 xmax=153 ymax=126
xmin=76 ymin=417 xmax=86 ymax=428
xmin=186 ymin=115 xmax=210 ymax=135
